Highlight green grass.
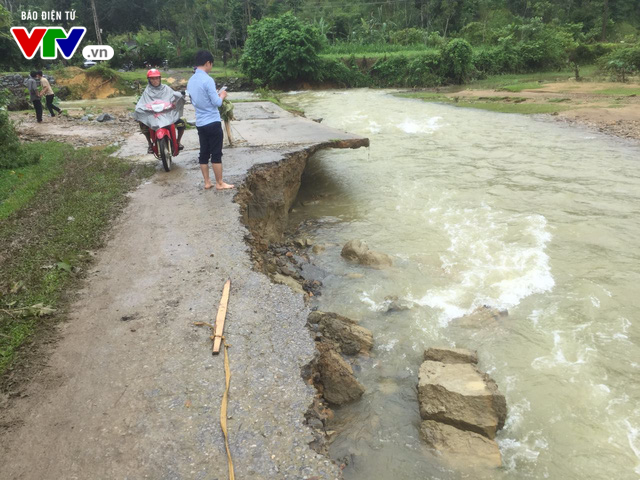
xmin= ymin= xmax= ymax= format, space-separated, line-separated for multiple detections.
xmin=453 ymin=102 xmax=570 ymax=114
xmin=467 ymin=66 xmax=599 ymax=90
xmin=320 ymin=49 xmax=438 ymax=61
xmin=0 ymin=144 xmax=154 ymax=375
xmin=501 ymin=82 xmax=546 ymax=92
xmin=0 ymin=143 xmax=67 ymax=219
xmin=594 ymin=87 xmax=640 ymax=96
xmin=322 ymin=42 xmax=436 ymax=55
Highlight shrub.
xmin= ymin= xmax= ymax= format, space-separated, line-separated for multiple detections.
xmin=316 ymin=58 xmax=369 ymax=87
xmin=370 ymin=56 xmax=411 ymax=86
xmin=0 ymin=89 xmax=40 ymax=169
xmin=472 ymin=46 xmax=516 ymax=75
xmin=441 ymin=38 xmax=473 ymax=84
xmin=85 ymin=64 xmax=120 ymax=82
xmin=173 ymin=47 xmax=199 ymax=67
xmin=240 ymin=12 xmax=324 ymax=86
xmin=599 ymin=47 xmax=640 ymax=81
xmin=426 ymin=32 xmax=445 ymax=48
xmin=389 ymin=28 xmax=426 ymax=46
xmin=406 ymin=52 xmax=443 ymax=87
xmin=135 ymin=28 xmax=176 ymax=66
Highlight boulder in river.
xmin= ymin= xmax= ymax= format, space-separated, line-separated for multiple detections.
xmin=417 ymin=347 xmax=506 ymax=469
xmin=452 ymin=305 xmax=508 ymax=329
xmin=418 ymin=360 xmax=506 ymax=439
xmin=341 ymin=239 xmax=392 ymax=268
xmin=423 ymin=347 xmax=478 ymax=365
xmin=382 ymin=295 xmax=412 ymax=313
xmin=315 ymin=344 xmax=365 ymax=405
xmin=308 ymin=311 xmax=373 ymax=355
xmin=420 ymin=420 xmax=502 ymax=469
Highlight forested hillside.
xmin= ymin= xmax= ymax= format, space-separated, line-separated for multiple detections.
xmin=1 ymin=0 xmax=639 ymax=85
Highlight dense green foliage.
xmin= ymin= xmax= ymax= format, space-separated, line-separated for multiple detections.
xmin=441 ymin=38 xmax=474 ymax=83
xmin=599 ymin=46 xmax=640 ymax=81
xmin=240 ymin=12 xmax=324 ymax=85
xmin=1 ymin=0 xmax=639 ymax=84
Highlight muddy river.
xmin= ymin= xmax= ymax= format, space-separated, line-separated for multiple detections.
xmin=285 ymin=90 xmax=640 ymax=479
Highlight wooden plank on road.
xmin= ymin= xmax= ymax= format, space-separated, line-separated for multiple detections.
xmin=213 ymin=279 xmax=231 ymax=354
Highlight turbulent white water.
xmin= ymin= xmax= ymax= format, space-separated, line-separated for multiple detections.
xmin=286 ymin=90 xmax=640 ymax=479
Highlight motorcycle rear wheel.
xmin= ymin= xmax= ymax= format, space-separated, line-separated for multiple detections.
xmin=159 ymin=137 xmax=172 ymax=172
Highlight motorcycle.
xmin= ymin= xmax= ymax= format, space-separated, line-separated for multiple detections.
xmin=147 ymin=102 xmax=181 ymax=172
xmin=149 ymin=124 xmax=179 ymax=171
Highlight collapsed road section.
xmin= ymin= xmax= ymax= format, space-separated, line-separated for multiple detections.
xmin=0 ymin=101 xmax=368 ymax=479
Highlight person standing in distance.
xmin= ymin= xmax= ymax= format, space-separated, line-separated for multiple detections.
xmin=25 ymin=71 xmax=42 ymax=123
xmin=187 ymin=50 xmax=234 ymax=190
xmin=37 ymin=71 xmax=61 ymax=117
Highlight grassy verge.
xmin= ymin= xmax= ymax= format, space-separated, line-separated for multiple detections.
xmin=397 ymin=92 xmax=571 ymax=114
xmin=0 ymin=143 xmax=154 ymax=376
xmin=594 ymin=87 xmax=640 ymax=96
xmin=466 ymin=65 xmax=599 ymax=90
xmin=320 ymin=49 xmax=438 ymax=61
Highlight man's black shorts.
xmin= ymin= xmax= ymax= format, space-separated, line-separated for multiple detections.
xmin=196 ymin=121 xmax=223 ymax=165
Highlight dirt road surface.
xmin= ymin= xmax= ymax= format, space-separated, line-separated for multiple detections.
xmin=0 ymin=102 xmax=367 ymax=480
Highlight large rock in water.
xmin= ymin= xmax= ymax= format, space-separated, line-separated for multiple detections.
xmin=315 ymin=345 xmax=365 ymax=405
xmin=341 ymin=240 xmax=392 ymax=268
xmin=417 ymin=347 xmax=506 ymax=469
xmin=420 ymin=420 xmax=502 ymax=469
xmin=308 ymin=311 xmax=373 ymax=355
xmin=418 ymin=360 xmax=506 ymax=439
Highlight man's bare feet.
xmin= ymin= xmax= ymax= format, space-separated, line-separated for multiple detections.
xmin=216 ymin=182 xmax=235 ymax=190
xmin=204 ymin=182 xmax=214 ymax=190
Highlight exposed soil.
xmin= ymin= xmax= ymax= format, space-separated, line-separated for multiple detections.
xmin=55 ymin=67 xmax=121 ymax=99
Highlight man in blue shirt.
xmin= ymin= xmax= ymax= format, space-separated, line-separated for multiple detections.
xmin=186 ymin=50 xmax=234 ymax=190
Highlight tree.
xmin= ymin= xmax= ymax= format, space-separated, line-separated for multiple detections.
xmin=240 ymin=12 xmax=324 ymax=85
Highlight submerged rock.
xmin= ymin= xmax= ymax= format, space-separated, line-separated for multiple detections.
xmin=418 ymin=360 xmax=506 ymax=439
xmin=341 ymin=239 xmax=392 ymax=268
xmin=315 ymin=345 xmax=365 ymax=405
xmin=382 ymin=295 xmax=412 ymax=313
xmin=420 ymin=420 xmax=502 ymax=469
xmin=308 ymin=311 xmax=373 ymax=355
xmin=417 ymin=347 xmax=507 ymax=468
xmin=423 ymin=347 xmax=478 ymax=365
xmin=272 ymin=273 xmax=305 ymax=294
xmin=452 ymin=305 xmax=508 ymax=329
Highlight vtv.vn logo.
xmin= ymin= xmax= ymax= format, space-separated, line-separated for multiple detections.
xmin=10 ymin=27 xmax=87 ymax=59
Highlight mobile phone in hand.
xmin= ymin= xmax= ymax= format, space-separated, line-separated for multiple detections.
xmin=219 ymin=86 xmax=227 ymax=93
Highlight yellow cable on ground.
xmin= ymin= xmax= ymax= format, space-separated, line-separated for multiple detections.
xmin=193 ymin=322 xmax=235 ymax=480
xmin=220 ymin=336 xmax=235 ymax=480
